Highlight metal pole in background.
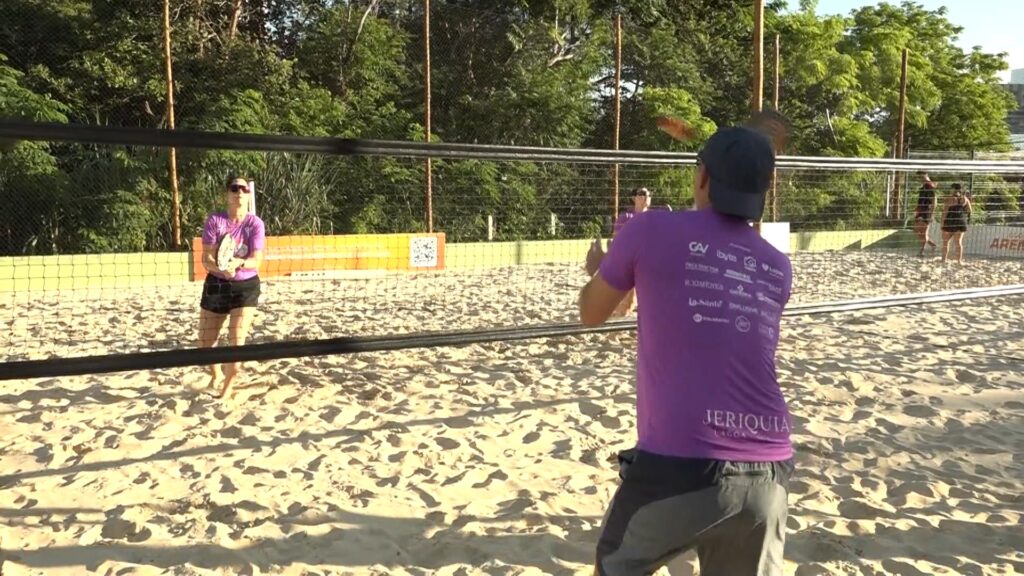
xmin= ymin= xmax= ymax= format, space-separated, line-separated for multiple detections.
xmin=163 ymin=0 xmax=182 ymax=249
xmin=424 ymin=0 xmax=434 ymax=233
xmin=895 ymin=47 xmax=909 ymax=220
xmin=752 ymin=0 xmax=764 ymax=233
xmin=612 ymin=12 xmax=623 ymax=229
xmin=769 ymin=32 xmax=780 ymax=222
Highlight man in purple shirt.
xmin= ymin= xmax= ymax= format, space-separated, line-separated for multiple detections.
xmin=579 ymin=125 xmax=794 ymax=576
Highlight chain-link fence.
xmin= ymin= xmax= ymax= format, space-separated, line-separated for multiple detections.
xmin=3 ymin=1 xmax=1024 ymax=258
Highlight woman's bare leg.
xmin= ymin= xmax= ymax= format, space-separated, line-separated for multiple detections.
xmin=199 ymin=309 xmax=228 ymax=388
xmin=941 ymin=231 xmax=952 ymax=262
xmin=955 ymin=232 xmax=965 ymax=263
xmin=219 ymin=306 xmax=257 ymax=399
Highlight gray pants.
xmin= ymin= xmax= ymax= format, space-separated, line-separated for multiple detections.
xmin=596 ymin=449 xmax=793 ymax=576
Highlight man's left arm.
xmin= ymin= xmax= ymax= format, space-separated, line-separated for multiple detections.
xmin=578 ymin=221 xmax=641 ymax=326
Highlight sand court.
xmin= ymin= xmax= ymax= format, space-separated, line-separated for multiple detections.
xmin=1 ymin=250 xmax=1023 ymax=575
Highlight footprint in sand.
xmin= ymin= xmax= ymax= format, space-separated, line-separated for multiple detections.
xmin=472 ymin=469 xmax=509 ymax=489
xmin=903 ymin=404 xmax=939 ymax=418
xmin=838 ymin=498 xmax=894 ymax=520
xmin=955 ymin=368 xmax=979 ymax=383
xmin=412 ymin=485 xmax=441 ymax=508
xmin=101 ymin=514 xmax=152 ymax=543
xmin=435 ymin=436 xmax=461 ymax=450
xmin=319 ymin=406 xmax=342 ymax=423
xmin=220 ymin=475 xmax=239 ymax=494
xmin=496 ymin=496 xmax=535 ymax=517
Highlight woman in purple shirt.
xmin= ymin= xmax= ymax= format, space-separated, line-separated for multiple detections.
xmin=198 ymin=175 xmax=266 ymax=399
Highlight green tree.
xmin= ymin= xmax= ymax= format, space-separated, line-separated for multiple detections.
xmin=840 ymin=1 xmax=1014 ymax=153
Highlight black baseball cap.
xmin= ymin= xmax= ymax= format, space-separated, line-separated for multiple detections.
xmin=698 ymin=126 xmax=775 ymax=221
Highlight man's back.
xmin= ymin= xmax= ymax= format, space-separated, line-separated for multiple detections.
xmin=599 ymin=208 xmax=793 ymax=461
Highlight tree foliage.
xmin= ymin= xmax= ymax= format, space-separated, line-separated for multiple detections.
xmin=0 ymin=0 xmax=1017 ymax=252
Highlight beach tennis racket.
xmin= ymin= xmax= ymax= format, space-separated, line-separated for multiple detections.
xmin=657 ymin=110 xmax=791 ymax=152
xmin=216 ymin=233 xmax=238 ymax=270
xmin=744 ymin=108 xmax=791 ymax=153
xmin=656 ymin=116 xmax=697 ymax=142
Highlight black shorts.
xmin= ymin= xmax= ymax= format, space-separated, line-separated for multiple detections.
xmin=200 ymin=274 xmax=260 ymax=314
xmin=942 ymin=225 xmax=967 ymax=233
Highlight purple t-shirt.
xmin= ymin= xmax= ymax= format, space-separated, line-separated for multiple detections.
xmin=613 ymin=211 xmax=637 ymax=235
xmin=599 ymin=209 xmax=793 ymax=461
xmin=201 ymin=212 xmax=266 ymax=281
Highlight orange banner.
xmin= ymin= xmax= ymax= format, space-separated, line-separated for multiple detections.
xmin=191 ymin=233 xmax=446 ymax=281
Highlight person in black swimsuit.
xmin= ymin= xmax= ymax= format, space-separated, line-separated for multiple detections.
xmin=914 ymin=171 xmax=938 ymax=256
xmin=940 ymin=183 xmax=972 ymax=264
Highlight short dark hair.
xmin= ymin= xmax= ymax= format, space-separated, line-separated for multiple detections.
xmin=632 ymin=187 xmax=650 ymax=197
xmin=952 ymin=183 xmax=962 ymax=190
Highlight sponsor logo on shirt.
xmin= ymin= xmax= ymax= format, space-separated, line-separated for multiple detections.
xmin=686 ymin=279 xmax=725 ymax=291
xmin=756 ymin=292 xmax=781 ymax=308
xmin=728 ymin=303 xmax=759 ymax=314
xmin=759 ymin=324 xmax=777 ymax=339
xmin=685 ymin=262 xmax=720 ymax=274
xmin=693 ymin=313 xmax=730 ymax=325
xmin=759 ymin=308 xmax=779 ymax=322
xmin=729 ymin=243 xmax=751 ymax=253
xmin=689 ymin=242 xmax=709 ymax=256
xmin=744 ymin=256 xmax=757 ymax=272
xmin=761 ymin=262 xmax=785 ymax=279
xmin=716 ymin=250 xmax=738 ymax=263
xmin=724 ymin=269 xmax=752 ymax=284
xmin=729 ymin=284 xmax=752 ymax=299
xmin=756 ymin=279 xmax=783 ymax=294
xmin=734 ymin=315 xmax=751 ymax=333
xmin=690 ymin=298 xmax=724 ymax=309
xmin=703 ymin=409 xmax=791 ymax=438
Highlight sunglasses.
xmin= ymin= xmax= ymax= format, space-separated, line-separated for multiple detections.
xmin=229 ymin=184 xmax=250 ymax=193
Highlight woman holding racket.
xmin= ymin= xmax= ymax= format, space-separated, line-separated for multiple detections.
xmin=198 ymin=175 xmax=266 ymax=399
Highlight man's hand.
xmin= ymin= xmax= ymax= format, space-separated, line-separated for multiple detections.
xmin=585 ymin=238 xmax=605 ymax=277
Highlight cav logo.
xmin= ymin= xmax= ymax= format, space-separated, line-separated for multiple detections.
xmin=689 ymin=242 xmax=709 ymax=255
